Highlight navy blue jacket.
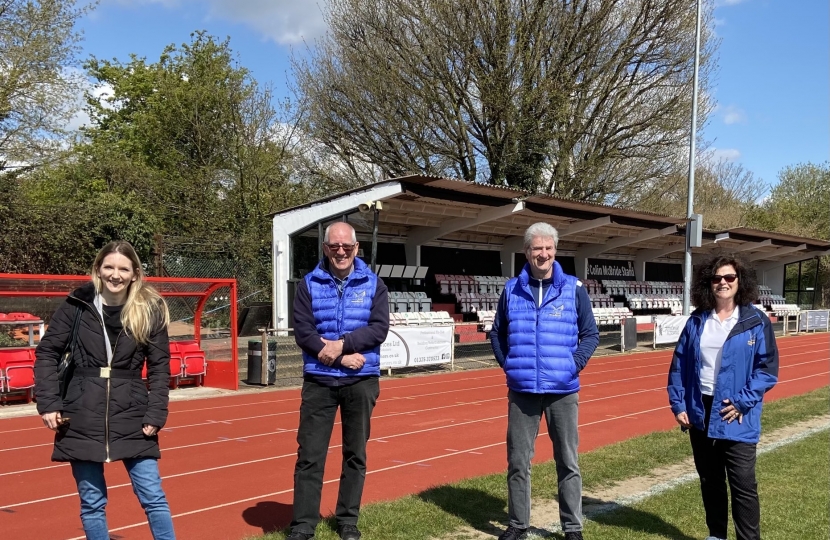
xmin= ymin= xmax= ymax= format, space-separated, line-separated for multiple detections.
xmin=490 ymin=262 xmax=599 ymax=394
xmin=667 ymin=305 xmax=779 ymax=443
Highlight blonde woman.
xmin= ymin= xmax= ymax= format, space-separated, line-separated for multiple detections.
xmin=35 ymin=241 xmax=176 ymax=540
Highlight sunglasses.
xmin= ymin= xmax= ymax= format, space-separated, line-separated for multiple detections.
xmin=324 ymin=242 xmax=356 ymax=253
xmin=710 ymin=274 xmax=737 ymax=284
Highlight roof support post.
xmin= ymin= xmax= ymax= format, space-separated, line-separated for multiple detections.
xmin=500 ymin=236 xmax=525 ymax=278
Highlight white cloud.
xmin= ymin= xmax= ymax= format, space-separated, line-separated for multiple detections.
xmin=114 ymin=0 xmax=329 ymax=44
xmin=721 ymin=105 xmax=746 ymax=125
xmin=64 ymin=70 xmax=115 ymax=132
xmin=708 ymin=148 xmax=742 ymax=162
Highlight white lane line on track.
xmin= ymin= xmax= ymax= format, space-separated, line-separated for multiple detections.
xmin=156 ymin=340 xmax=825 ymax=415
xmin=0 ymin=396 xmax=506 ymax=463
xmin=0 ymin=426 xmax=41 ymax=435
xmin=2 ymin=357 xmax=825 ymax=452
xmin=0 ymin=463 xmax=66 ymax=477
xmin=7 ymin=413 xmax=509 ymax=511
xmin=61 ymin=404 xmax=675 ymax=540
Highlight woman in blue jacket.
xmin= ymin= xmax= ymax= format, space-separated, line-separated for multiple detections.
xmin=667 ymin=252 xmax=778 ymax=540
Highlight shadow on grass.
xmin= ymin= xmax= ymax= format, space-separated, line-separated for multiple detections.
xmin=416 ymin=485 xmax=507 ymax=537
xmin=584 ymin=496 xmax=697 ymax=540
xmin=242 ymin=500 xmax=293 ymax=534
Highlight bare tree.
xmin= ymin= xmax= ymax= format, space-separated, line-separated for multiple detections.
xmin=0 ymin=0 xmax=90 ymax=170
xmin=633 ymin=154 xmax=766 ymax=229
xmin=293 ymin=0 xmax=718 ymax=200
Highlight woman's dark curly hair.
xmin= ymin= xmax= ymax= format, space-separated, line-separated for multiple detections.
xmin=691 ymin=251 xmax=759 ymax=311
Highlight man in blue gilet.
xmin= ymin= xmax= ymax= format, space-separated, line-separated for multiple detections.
xmin=490 ymin=222 xmax=599 ymax=540
xmin=288 ymin=222 xmax=389 ymax=540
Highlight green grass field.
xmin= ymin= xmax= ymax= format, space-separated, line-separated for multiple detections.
xmin=255 ymin=386 xmax=829 ymax=540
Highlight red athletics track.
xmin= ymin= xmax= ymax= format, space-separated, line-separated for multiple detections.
xmin=0 ymin=333 xmax=827 ymax=540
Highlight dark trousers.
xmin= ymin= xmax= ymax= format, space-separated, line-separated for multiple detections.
xmin=290 ymin=377 xmax=380 ymax=534
xmin=689 ymin=394 xmax=761 ymax=540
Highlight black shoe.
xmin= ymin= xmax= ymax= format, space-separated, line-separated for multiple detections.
xmin=286 ymin=532 xmax=314 ymax=540
xmin=338 ymin=524 xmax=361 ymax=540
xmin=498 ymin=526 xmax=528 ymax=540
xmin=564 ymin=532 xmax=584 ymax=540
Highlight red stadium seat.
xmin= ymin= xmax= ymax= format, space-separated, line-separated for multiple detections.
xmin=166 ymin=341 xmax=183 ymax=389
xmin=178 ymin=340 xmax=206 ymax=386
xmin=0 ymin=348 xmax=36 ymax=403
xmin=8 ymin=312 xmax=38 ymax=321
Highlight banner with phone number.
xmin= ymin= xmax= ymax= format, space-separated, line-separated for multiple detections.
xmin=653 ymin=315 xmax=690 ymax=345
xmin=380 ymin=326 xmax=453 ymax=368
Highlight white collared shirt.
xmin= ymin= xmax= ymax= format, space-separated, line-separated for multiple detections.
xmin=699 ymin=306 xmax=740 ymax=395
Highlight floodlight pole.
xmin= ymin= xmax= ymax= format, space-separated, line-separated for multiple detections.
xmin=371 ymin=205 xmax=380 ymax=273
xmin=683 ymin=0 xmax=703 ymax=316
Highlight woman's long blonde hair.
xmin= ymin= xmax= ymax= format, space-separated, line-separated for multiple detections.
xmin=91 ymin=241 xmax=170 ymax=344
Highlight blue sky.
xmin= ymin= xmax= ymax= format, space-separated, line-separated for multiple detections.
xmin=76 ymin=0 xmax=828 ymax=191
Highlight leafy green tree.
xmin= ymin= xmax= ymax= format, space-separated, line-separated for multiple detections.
xmin=0 ymin=0 xmax=91 ymax=170
xmin=2 ymin=33 xmax=305 ymax=275
xmin=747 ymin=162 xmax=830 ymax=240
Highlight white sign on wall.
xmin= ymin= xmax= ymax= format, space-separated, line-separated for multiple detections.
xmin=653 ymin=315 xmax=690 ymax=345
xmin=380 ymin=326 xmax=454 ymax=368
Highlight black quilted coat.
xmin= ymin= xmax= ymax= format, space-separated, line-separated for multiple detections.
xmin=34 ymin=282 xmax=171 ymax=462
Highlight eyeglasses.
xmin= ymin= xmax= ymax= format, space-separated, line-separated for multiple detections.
xmin=710 ymin=274 xmax=738 ymax=284
xmin=324 ymin=242 xmax=356 ymax=253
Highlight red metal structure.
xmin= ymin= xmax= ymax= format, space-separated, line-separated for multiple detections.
xmin=0 ymin=273 xmax=238 ymax=391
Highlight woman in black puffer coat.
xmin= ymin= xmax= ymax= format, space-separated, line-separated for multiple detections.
xmin=35 ymin=241 xmax=176 ymax=540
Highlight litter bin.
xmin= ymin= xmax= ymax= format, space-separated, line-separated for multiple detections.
xmin=621 ymin=318 xmax=638 ymax=351
xmin=246 ymin=339 xmax=277 ymax=385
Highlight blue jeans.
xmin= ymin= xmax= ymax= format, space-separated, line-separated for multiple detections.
xmin=70 ymin=458 xmax=176 ymax=540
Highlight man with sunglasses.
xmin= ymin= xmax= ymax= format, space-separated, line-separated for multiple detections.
xmin=288 ymin=222 xmax=389 ymax=540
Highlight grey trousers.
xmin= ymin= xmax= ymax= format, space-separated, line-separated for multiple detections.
xmin=506 ymin=390 xmax=582 ymax=532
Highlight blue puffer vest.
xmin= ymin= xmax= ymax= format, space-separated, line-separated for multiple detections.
xmin=302 ymin=257 xmax=380 ymax=377
xmin=504 ymin=261 xmax=580 ymax=394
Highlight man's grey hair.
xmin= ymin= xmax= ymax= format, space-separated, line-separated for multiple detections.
xmin=524 ymin=222 xmax=559 ymax=250
xmin=324 ymin=222 xmax=357 ymax=243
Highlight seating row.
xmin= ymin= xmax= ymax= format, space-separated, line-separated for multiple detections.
xmin=766 ymin=304 xmax=800 ymax=316
xmin=627 ymin=294 xmax=683 ymax=313
xmin=456 ymin=292 xmax=500 ymax=313
xmin=0 ymin=312 xmax=41 ymax=321
xmin=0 ymin=341 xmax=207 ymax=403
xmin=389 ymin=311 xmax=455 ymax=326
xmin=758 ymin=294 xmax=787 ymax=306
xmin=602 ymin=280 xmax=684 ymax=296
xmin=588 ymin=293 xmax=615 ymax=308
xmin=388 ymin=291 xmax=432 ymax=313
xmin=592 ymin=307 xmax=634 ymax=326
xmin=435 ymin=275 xmax=508 ymax=295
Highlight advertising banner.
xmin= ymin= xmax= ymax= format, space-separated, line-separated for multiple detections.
xmin=380 ymin=326 xmax=454 ymax=368
xmin=799 ymin=310 xmax=830 ymax=331
xmin=653 ymin=315 xmax=690 ymax=345
xmin=587 ymin=259 xmax=636 ymax=281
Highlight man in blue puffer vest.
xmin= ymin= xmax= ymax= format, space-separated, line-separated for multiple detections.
xmin=288 ymin=222 xmax=389 ymax=540
xmin=490 ymin=222 xmax=599 ymax=540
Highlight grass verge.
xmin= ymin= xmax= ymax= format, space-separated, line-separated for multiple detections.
xmin=256 ymin=386 xmax=829 ymax=540
xmin=584 ymin=430 xmax=830 ymax=539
